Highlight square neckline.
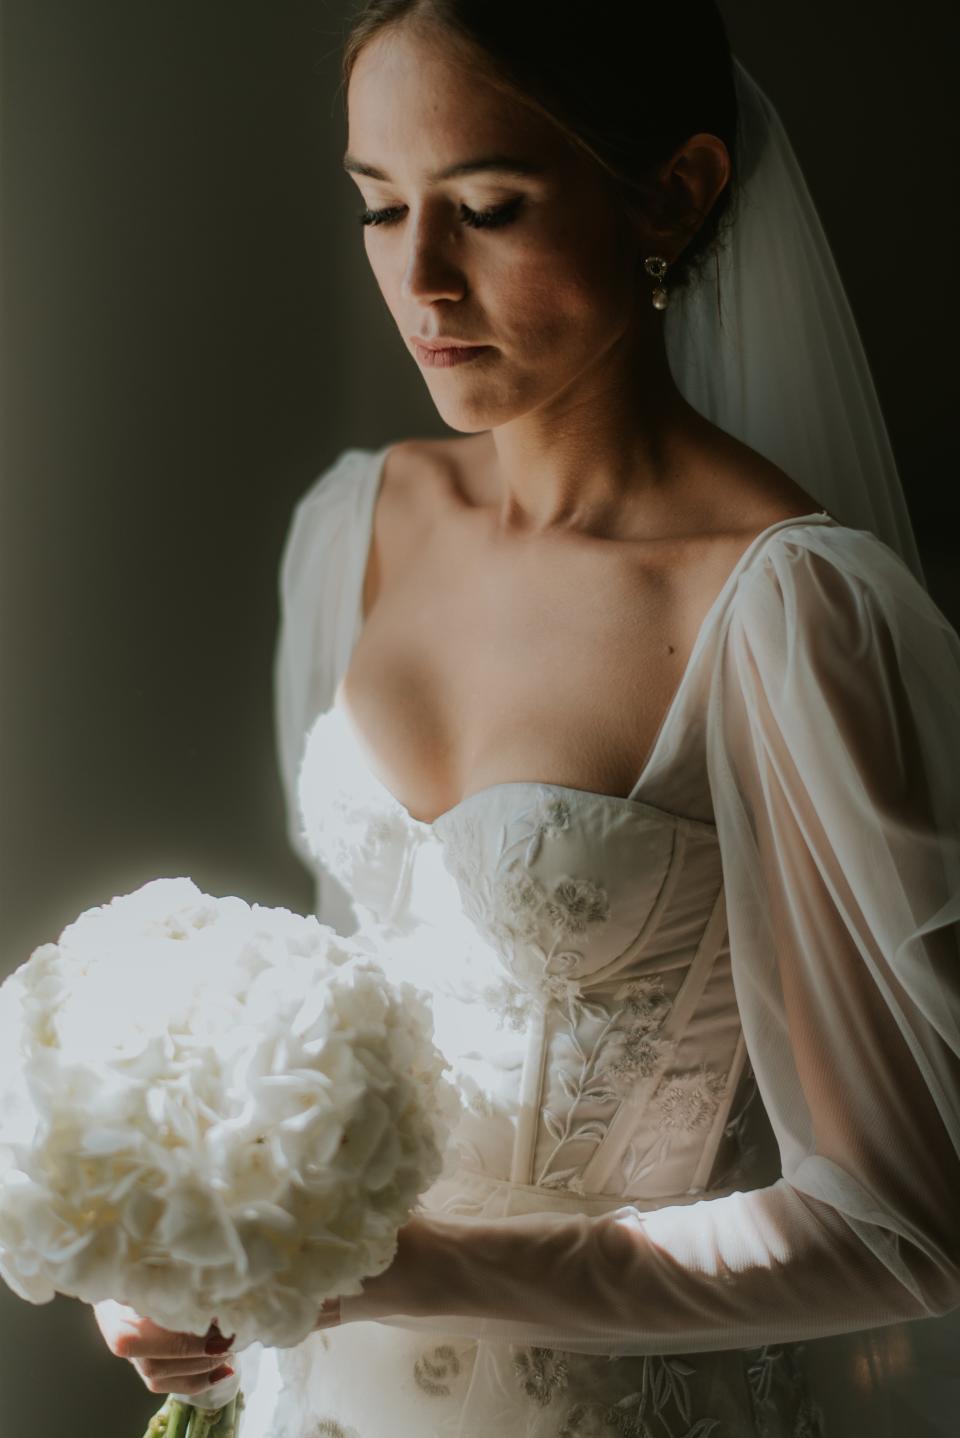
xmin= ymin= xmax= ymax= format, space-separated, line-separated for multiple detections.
xmin=338 ymin=442 xmax=836 ymax=832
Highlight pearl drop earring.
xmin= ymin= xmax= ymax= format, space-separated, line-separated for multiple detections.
xmin=643 ymin=255 xmax=670 ymax=310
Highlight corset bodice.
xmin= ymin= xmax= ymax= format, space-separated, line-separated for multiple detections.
xmin=297 ymin=703 xmax=754 ymax=1210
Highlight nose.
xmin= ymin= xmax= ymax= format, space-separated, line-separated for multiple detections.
xmin=400 ymin=207 xmax=466 ymax=304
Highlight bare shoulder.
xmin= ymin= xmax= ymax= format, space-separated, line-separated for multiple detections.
xmin=683 ymin=421 xmax=830 ymax=537
xmin=380 ymin=433 xmax=493 ymax=510
xmin=367 ymin=436 xmax=455 ymax=543
xmin=661 ymin=441 xmax=832 ymax=605
xmin=361 ymin=434 xmax=482 ymax=620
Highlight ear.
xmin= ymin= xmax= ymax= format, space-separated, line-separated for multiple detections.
xmin=654 ymin=132 xmax=732 ymax=256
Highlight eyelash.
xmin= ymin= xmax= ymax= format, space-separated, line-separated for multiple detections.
xmin=358 ymin=198 xmax=524 ymax=231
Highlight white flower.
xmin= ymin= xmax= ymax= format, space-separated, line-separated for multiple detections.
xmin=0 ymin=877 xmax=462 ymax=1350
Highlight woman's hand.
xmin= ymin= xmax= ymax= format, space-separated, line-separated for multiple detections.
xmin=93 ymin=1301 xmax=236 ymax=1397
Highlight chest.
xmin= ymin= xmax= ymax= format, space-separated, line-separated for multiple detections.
xmin=338 ymin=504 xmax=743 ymax=827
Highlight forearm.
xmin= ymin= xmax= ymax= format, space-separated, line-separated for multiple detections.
xmin=339 ymin=1179 xmax=957 ymax=1356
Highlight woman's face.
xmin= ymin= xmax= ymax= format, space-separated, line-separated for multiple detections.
xmin=344 ymin=24 xmax=655 ymax=432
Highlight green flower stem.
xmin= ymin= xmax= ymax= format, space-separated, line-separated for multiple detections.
xmin=142 ymin=1397 xmax=192 ymax=1438
xmin=168 ymin=1402 xmax=195 ymax=1438
xmin=184 ymin=1402 xmax=224 ymax=1438
xmin=140 ymin=1385 xmax=243 ymax=1438
xmin=206 ymin=1395 xmax=240 ymax=1438
xmin=142 ymin=1398 xmax=170 ymax=1438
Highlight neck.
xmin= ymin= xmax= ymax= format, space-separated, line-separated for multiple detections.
xmin=485 ymin=318 xmax=705 ymax=539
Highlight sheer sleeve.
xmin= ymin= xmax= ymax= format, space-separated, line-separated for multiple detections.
xmin=339 ymin=524 xmax=960 ymax=1355
xmin=274 ymin=447 xmax=370 ymax=934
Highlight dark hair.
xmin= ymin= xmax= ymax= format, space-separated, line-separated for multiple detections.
xmin=339 ymin=0 xmax=739 ymax=304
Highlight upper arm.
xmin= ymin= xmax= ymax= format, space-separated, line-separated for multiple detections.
xmin=707 ymin=529 xmax=960 ymax=1307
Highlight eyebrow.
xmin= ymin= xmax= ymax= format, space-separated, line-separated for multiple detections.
xmin=342 ymin=152 xmax=547 ymax=183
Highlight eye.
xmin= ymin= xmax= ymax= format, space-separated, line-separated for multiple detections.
xmin=357 ymin=198 xmax=524 ymax=231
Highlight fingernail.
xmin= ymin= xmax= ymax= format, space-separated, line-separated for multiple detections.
xmin=208 ymin=1364 xmax=234 ymax=1383
xmin=205 ymin=1334 xmax=234 ymax=1355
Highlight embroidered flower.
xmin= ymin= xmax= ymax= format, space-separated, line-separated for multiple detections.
xmin=745 ymin=1343 xmax=826 ymax=1436
xmin=652 ymin=1066 xmax=727 ymax=1131
xmin=544 ymin=877 xmax=610 ymax=935
xmin=494 ymin=867 xmax=549 ymax=939
xmin=551 ymin=1354 xmax=722 ymax=1437
xmin=540 ymin=1169 xmax=588 ymax=1196
xmin=543 ymin=973 xmax=582 ymax=1006
xmin=413 ymin=1343 xmax=463 ymax=1398
xmin=558 ymin=1404 xmax=617 ymax=1438
xmin=613 ymin=976 xmax=668 ymax=1024
xmin=602 ymin=1029 xmax=675 ymax=1096
xmin=513 ymin=1346 xmax=570 ymax=1406
xmin=531 ymin=795 xmax=573 ymax=836
xmin=479 ymin=977 xmax=533 ymax=1030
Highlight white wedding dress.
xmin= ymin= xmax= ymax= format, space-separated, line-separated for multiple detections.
xmin=237 ymin=443 xmax=960 ymax=1438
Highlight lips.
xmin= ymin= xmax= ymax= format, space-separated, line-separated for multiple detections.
xmin=410 ymin=336 xmax=485 ymax=351
xmin=412 ymin=339 xmax=493 ymax=369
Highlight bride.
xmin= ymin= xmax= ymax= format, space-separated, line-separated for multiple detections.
xmin=96 ymin=2 xmax=960 ymax=1434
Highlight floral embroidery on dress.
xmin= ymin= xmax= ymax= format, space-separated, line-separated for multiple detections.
xmin=616 ymin=1060 xmax=731 ymax=1192
xmin=413 ymin=1343 xmax=463 ymax=1398
xmin=479 ymin=975 xmax=534 ymax=1031
xmin=535 ymin=991 xmax=623 ymax=1189
xmin=511 ymin=1347 xmax=723 ymax=1438
xmin=601 ymin=977 xmax=674 ymax=1097
xmin=534 ymin=795 xmax=574 ymax=834
xmin=438 ymin=798 xmax=612 ymax=1018
xmin=745 ymin=1344 xmax=825 ymax=1438
xmin=651 ymin=1065 xmax=727 ymax=1132
xmin=543 ymin=876 xmax=611 ymax=934
xmin=513 ymin=1346 xmax=571 ymax=1405
xmin=309 ymin=1421 xmax=361 ymax=1438
xmin=535 ymin=976 xmax=679 ymax=1192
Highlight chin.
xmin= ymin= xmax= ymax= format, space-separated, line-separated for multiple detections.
xmin=423 ymin=392 xmax=499 ymax=433
xmin=423 ymin=373 xmax=540 ymax=434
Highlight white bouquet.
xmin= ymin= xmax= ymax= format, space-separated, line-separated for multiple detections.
xmin=0 ymin=877 xmax=461 ymax=1438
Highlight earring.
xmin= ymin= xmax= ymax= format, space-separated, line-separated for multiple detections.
xmin=643 ymin=255 xmax=670 ymax=310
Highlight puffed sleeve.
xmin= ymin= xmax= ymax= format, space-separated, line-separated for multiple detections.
xmin=339 ymin=524 xmax=960 ymax=1355
xmin=273 ymin=447 xmax=370 ymax=934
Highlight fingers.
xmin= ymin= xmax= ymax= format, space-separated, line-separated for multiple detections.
xmin=135 ymin=1354 xmax=233 ymax=1382
xmin=91 ymin=1300 xmax=236 ymax=1395
xmin=95 ymin=1302 xmax=232 ymax=1361
xmin=116 ymin=1315 xmax=215 ymax=1361
xmin=135 ymin=1358 xmax=235 ymax=1397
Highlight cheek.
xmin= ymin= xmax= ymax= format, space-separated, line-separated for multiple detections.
xmin=364 ymin=209 xmax=634 ymax=354
xmin=495 ymin=236 xmax=632 ymax=353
